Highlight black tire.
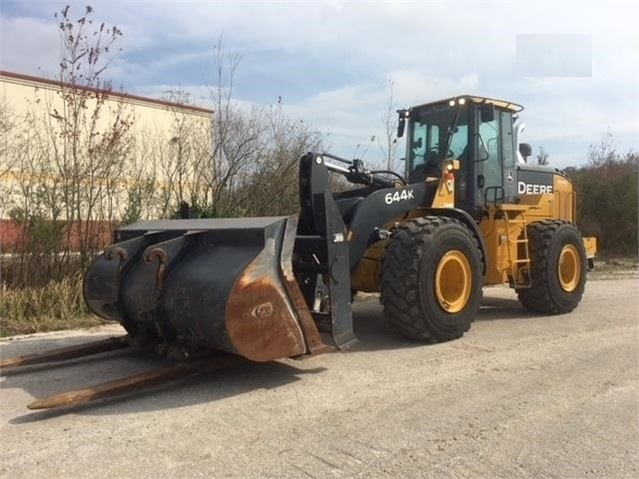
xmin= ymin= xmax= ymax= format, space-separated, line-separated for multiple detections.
xmin=380 ymin=216 xmax=483 ymax=342
xmin=517 ymin=220 xmax=587 ymax=314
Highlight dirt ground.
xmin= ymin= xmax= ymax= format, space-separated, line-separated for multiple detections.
xmin=1 ymin=276 xmax=637 ymax=478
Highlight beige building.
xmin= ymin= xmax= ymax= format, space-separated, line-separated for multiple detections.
xmin=0 ymin=70 xmax=214 ymax=228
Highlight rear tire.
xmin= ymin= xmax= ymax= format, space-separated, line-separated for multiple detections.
xmin=517 ymin=220 xmax=587 ymax=314
xmin=380 ymin=217 xmax=482 ymax=342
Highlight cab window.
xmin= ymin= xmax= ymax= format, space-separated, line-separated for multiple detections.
xmin=500 ymin=111 xmax=515 ymax=167
xmin=449 ymin=123 xmax=468 ymax=158
xmin=407 ymin=106 xmax=469 ymax=175
xmin=478 ymin=115 xmax=502 ymax=189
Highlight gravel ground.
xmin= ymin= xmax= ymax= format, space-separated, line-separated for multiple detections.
xmin=1 ymin=276 xmax=637 ymax=478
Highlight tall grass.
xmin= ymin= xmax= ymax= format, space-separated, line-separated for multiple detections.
xmin=0 ymin=273 xmax=104 ymax=336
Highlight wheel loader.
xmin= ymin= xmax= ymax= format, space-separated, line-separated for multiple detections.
xmin=2 ymin=95 xmax=597 ymax=409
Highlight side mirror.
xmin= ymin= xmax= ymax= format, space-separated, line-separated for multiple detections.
xmin=480 ymin=104 xmax=495 ymax=123
xmin=519 ymin=143 xmax=532 ymax=161
xmin=397 ymin=116 xmax=405 ymax=138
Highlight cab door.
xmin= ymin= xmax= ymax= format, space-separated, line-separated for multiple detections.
xmin=475 ymin=108 xmax=517 ymax=204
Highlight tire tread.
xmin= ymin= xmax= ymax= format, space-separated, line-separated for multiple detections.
xmin=517 ymin=219 xmax=586 ymax=314
xmin=380 ymin=216 xmax=482 ymax=342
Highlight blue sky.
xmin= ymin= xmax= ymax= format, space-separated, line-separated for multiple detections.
xmin=1 ymin=0 xmax=638 ymax=168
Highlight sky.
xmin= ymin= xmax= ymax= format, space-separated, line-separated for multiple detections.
xmin=1 ymin=0 xmax=638 ymax=168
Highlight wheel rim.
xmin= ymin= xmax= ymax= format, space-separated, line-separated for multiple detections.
xmin=435 ymin=250 xmax=472 ymax=313
xmin=558 ymin=244 xmax=581 ymax=292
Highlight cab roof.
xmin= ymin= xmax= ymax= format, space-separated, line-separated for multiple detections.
xmin=409 ymin=95 xmax=524 ymax=113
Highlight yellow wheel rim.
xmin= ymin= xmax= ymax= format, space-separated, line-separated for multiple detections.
xmin=558 ymin=244 xmax=581 ymax=292
xmin=435 ymin=250 xmax=472 ymax=313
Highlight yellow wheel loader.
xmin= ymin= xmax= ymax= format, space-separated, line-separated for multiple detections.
xmin=2 ymin=95 xmax=597 ymax=409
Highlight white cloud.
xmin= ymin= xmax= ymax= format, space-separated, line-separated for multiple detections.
xmin=390 ymin=71 xmax=481 ymax=105
xmin=0 ymin=16 xmax=59 ymax=75
xmin=2 ymin=0 xmax=637 ymax=166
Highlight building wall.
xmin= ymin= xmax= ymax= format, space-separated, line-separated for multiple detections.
xmin=0 ymin=71 xmax=213 ymax=227
xmin=0 ymin=71 xmax=213 ymax=140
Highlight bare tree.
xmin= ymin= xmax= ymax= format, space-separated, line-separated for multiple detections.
xmin=236 ymin=97 xmax=323 ymax=216
xmin=536 ymin=146 xmax=550 ymax=166
xmin=151 ymin=89 xmax=213 ymax=218
xmin=207 ymin=34 xmax=264 ymax=217
xmin=0 ymin=97 xmax=18 ymax=181
xmin=378 ymin=79 xmax=399 ymax=171
xmin=587 ymin=129 xmax=616 ymax=167
xmin=4 ymin=4 xmax=135 ymax=287
xmin=5 ymin=101 xmax=69 ymax=285
xmin=0 ymin=98 xmax=19 ymax=219
xmin=46 ymin=5 xmax=133 ymax=268
xmin=204 ymin=35 xmax=325 ymax=218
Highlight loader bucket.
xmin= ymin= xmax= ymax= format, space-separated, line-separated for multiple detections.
xmin=83 ymin=216 xmax=325 ymax=362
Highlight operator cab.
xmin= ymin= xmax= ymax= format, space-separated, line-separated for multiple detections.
xmin=399 ymin=96 xmax=523 ymax=218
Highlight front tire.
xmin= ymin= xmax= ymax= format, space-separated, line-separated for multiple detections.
xmin=517 ymin=220 xmax=587 ymax=314
xmin=380 ymin=217 xmax=483 ymax=342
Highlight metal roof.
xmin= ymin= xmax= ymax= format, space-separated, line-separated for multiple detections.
xmin=0 ymin=70 xmax=214 ymax=115
xmin=409 ymin=95 xmax=524 ymax=113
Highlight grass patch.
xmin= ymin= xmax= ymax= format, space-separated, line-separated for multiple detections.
xmin=0 ymin=273 xmax=105 ymax=337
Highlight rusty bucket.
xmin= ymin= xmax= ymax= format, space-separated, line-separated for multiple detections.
xmin=83 ymin=216 xmax=324 ymax=361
